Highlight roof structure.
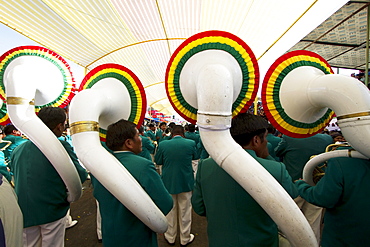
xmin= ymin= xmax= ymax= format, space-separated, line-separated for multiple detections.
xmin=289 ymin=0 xmax=370 ymax=70
xmin=0 ymin=0 xmax=350 ymax=116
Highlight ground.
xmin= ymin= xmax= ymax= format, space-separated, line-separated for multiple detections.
xmin=65 ymin=180 xmax=208 ymax=247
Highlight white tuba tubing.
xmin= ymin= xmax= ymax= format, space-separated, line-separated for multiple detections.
xmin=303 ymin=150 xmax=368 ymax=186
xmin=4 ymin=58 xmax=82 ymax=202
xmin=282 ymin=66 xmax=370 ymax=158
xmin=69 ymin=88 xmax=168 ymax=233
xmin=197 ymin=64 xmax=317 ymax=247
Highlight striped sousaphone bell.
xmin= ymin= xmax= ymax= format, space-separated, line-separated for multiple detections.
xmin=262 ymin=50 xmax=370 ymax=184
xmin=0 ymin=46 xmax=81 ymax=202
xmin=166 ymin=31 xmax=317 ymax=247
xmin=68 ymin=64 xmax=169 ymax=233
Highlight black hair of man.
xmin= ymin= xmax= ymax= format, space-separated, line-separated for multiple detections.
xmin=230 ymin=113 xmax=269 ymax=147
xmin=267 ymin=124 xmax=276 ymax=134
xmin=3 ymin=124 xmax=18 ymax=135
xmin=188 ymin=124 xmax=196 ymax=133
xmin=138 ymin=126 xmax=145 ymax=134
xmin=168 ymin=122 xmax=176 ymax=129
xmin=159 ymin=122 xmax=167 ymax=127
xmin=148 ymin=123 xmax=154 ymax=128
xmin=37 ymin=107 xmax=67 ymax=131
xmin=171 ymin=125 xmax=185 ymax=137
xmin=106 ymin=119 xmax=137 ymax=151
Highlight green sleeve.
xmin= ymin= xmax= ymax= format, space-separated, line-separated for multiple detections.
xmin=295 ymin=160 xmax=343 ymax=208
xmin=0 ymin=164 xmax=11 ymax=182
xmin=154 ymin=143 xmax=163 ymax=165
xmin=143 ymin=137 xmax=155 ymax=153
xmin=191 ymin=160 xmax=206 ymax=216
xmin=139 ymin=162 xmax=173 ymax=215
xmin=274 ymin=137 xmax=287 ymax=157
xmin=61 ymin=141 xmax=88 ymax=183
xmin=279 ymin=162 xmax=298 ymax=198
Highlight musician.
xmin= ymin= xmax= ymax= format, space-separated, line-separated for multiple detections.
xmin=138 ymin=126 xmax=155 ymax=161
xmin=296 ymin=155 xmax=370 ymax=246
xmin=192 ymin=113 xmax=297 ymax=247
xmin=275 ymin=133 xmax=333 ymax=243
xmin=144 ymin=123 xmax=156 ymax=142
xmin=2 ymin=124 xmax=27 ymax=163
xmin=11 ymin=107 xmax=88 ymax=247
xmin=92 ymin=119 xmax=173 ymax=247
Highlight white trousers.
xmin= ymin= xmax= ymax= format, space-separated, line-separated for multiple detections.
xmin=23 ymin=216 xmax=66 ymax=247
xmin=295 ymin=196 xmax=323 ymax=244
xmin=164 ymin=191 xmax=192 ymax=245
xmin=192 ymin=160 xmax=199 ymax=179
xmin=96 ymin=200 xmax=102 ymax=240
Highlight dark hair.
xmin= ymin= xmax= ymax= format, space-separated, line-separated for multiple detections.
xmin=106 ymin=119 xmax=137 ymax=151
xmin=171 ymin=125 xmax=184 ymax=136
xmin=267 ymin=124 xmax=276 ymax=134
xmin=4 ymin=124 xmax=17 ymax=135
xmin=148 ymin=123 xmax=154 ymax=128
xmin=230 ymin=113 xmax=269 ymax=146
xmin=38 ymin=107 xmax=66 ymax=130
xmin=159 ymin=122 xmax=167 ymax=127
xmin=138 ymin=126 xmax=145 ymax=133
xmin=188 ymin=124 xmax=196 ymax=132
xmin=168 ymin=122 xmax=176 ymax=129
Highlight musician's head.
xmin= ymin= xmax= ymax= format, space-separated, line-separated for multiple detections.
xmin=106 ymin=119 xmax=142 ymax=154
xmin=38 ymin=107 xmax=67 ymax=137
xmin=230 ymin=113 xmax=269 ymax=158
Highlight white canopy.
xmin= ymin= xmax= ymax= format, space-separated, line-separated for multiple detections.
xmin=0 ymin=0 xmax=348 ymax=116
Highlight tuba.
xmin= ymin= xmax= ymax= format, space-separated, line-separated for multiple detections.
xmin=165 ymin=31 xmax=317 ymax=247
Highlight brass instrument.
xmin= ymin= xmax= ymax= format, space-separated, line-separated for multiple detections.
xmin=311 ymin=143 xmax=351 ymax=184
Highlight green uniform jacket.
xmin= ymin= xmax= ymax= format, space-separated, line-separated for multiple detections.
xmin=2 ymin=135 xmax=27 ymax=161
xmin=0 ymin=151 xmax=11 ymax=182
xmin=197 ymin=138 xmax=209 ymax=160
xmin=92 ymin=152 xmax=173 ymax=247
xmin=275 ymin=134 xmax=333 ymax=181
xmin=155 ymin=136 xmax=199 ymax=194
xmin=266 ymin=133 xmax=281 ymax=161
xmin=185 ymin=132 xmax=200 ymax=145
xmin=192 ymin=150 xmax=298 ymax=247
xmin=144 ymin=130 xmax=156 ymax=141
xmin=296 ymin=156 xmax=370 ymax=247
xmin=155 ymin=129 xmax=165 ymax=143
xmin=138 ymin=135 xmax=155 ymax=161
xmin=12 ymin=140 xmax=87 ymax=228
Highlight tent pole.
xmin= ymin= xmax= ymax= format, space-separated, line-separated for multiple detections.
xmin=365 ymin=5 xmax=370 ymax=87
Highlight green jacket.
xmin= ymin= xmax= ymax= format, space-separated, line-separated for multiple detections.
xmin=296 ymin=156 xmax=370 ymax=247
xmin=92 ymin=151 xmax=173 ymax=247
xmin=144 ymin=130 xmax=156 ymax=142
xmin=138 ymin=135 xmax=155 ymax=161
xmin=0 ymin=151 xmax=11 ymax=182
xmin=185 ymin=132 xmax=200 ymax=145
xmin=155 ymin=136 xmax=199 ymax=194
xmin=12 ymin=140 xmax=87 ymax=227
xmin=275 ymin=134 xmax=333 ymax=180
xmin=192 ymin=149 xmax=297 ymax=247
xmin=2 ymin=135 xmax=27 ymax=161
xmin=266 ymin=133 xmax=281 ymax=161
